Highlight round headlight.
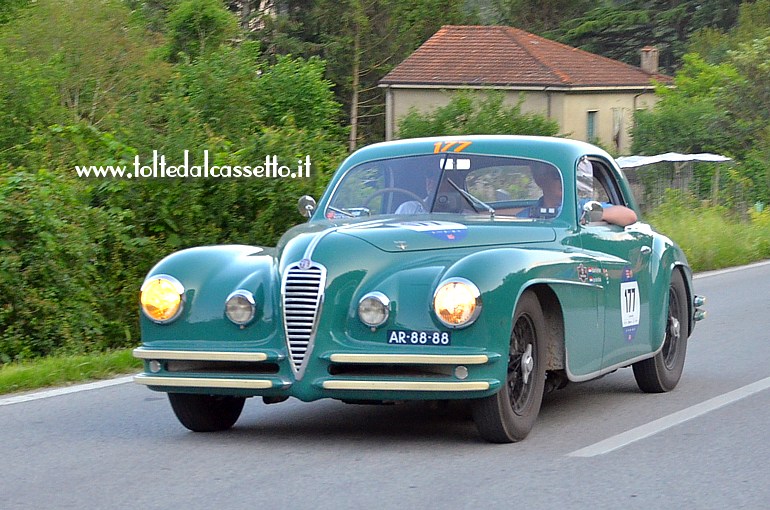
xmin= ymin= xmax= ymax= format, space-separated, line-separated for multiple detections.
xmin=433 ymin=278 xmax=481 ymax=328
xmin=225 ymin=290 xmax=256 ymax=326
xmin=140 ymin=275 xmax=184 ymax=324
xmin=358 ymin=291 xmax=390 ymax=328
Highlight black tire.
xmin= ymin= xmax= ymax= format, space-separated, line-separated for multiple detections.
xmin=472 ymin=291 xmax=546 ymax=443
xmin=167 ymin=393 xmax=246 ymax=432
xmin=633 ymin=270 xmax=689 ymax=393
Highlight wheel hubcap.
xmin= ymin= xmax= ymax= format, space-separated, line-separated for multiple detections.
xmin=521 ymin=344 xmax=534 ymax=385
xmin=668 ymin=317 xmax=680 ymax=340
xmin=662 ymin=287 xmax=682 ymax=369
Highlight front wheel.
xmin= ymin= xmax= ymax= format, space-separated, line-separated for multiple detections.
xmin=633 ymin=270 xmax=689 ymax=393
xmin=167 ymin=393 xmax=246 ymax=432
xmin=472 ymin=291 xmax=546 ymax=443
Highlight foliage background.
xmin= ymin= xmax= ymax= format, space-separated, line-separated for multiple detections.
xmin=1 ymin=0 xmax=769 ymax=362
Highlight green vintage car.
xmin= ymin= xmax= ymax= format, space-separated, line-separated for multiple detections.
xmin=134 ymin=135 xmax=705 ymax=443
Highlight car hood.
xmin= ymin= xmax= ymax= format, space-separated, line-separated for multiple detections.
xmin=327 ymin=218 xmax=556 ymax=252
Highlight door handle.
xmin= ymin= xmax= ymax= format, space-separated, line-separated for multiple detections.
xmin=640 ymin=246 xmax=652 ymax=255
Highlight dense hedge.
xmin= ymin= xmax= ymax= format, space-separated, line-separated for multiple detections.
xmin=0 ymin=0 xmax=347 ymax=362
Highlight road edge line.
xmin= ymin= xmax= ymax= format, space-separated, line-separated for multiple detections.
xmin=0 ymin=375 xmax=135 ymax=407
xmin=694 ymin=259 xmax=770 ymax=280
xmin=567 ymin=376 xmax=770 ymax=458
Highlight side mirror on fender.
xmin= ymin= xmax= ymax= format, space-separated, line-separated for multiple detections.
xmin=297 ymin=195 xmax=316 ymax=219
xmin=581 ymin=200 xmax=604 ymax=225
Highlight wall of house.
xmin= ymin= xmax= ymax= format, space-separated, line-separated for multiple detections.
xmin=386 ymin=87 xmax=549 ymax=138
xmin=385 ymin=87 xmax=659 ymax=155
xmin=556 ymin=90 xmax=659 ymax=154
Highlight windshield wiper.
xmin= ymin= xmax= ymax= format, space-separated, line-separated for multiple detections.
xmin=446 ymin=178 xmax=496 ymax=220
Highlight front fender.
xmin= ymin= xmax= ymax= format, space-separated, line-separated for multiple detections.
xmin=438 ymin=247 xmax=589 ymax=379
xmin=650 ymin=234 xmax=693 ymax=351
xmin=140 ymin=245 xmax=281 ymax=349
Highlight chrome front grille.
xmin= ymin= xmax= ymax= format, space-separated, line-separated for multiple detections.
xmin=281 ymin=261 xmax=326 ymax=373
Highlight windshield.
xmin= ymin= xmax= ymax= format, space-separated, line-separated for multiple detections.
xmin=325 ymin=153 xmax=563 ymax=220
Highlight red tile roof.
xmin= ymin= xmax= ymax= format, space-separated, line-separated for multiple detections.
xmin=380 ymin=25 xmax=671 ymax=88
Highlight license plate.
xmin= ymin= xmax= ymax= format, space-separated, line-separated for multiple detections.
xmin=387 ymin=330 xmax=451 ymax=346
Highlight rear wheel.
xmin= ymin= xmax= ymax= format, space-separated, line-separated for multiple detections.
xmin=472 ymin=292 xmax=546 ymax=443
xmin=633 ymin=270 xmax=689 ymax=393
xmin=167 ymin=393 xmax=245 ymax=432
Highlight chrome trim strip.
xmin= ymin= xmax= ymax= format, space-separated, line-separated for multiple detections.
xmin=328 ymin=353 xmax=489 ymax=365
xmin=322 ymin=380 xmax=490 ymax=391
xmin=132 ymin=348 xmax=268 ymax=362
xmin=134 ymin=374 xmax=274 ymax=389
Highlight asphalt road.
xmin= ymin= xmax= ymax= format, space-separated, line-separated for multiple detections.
xmin=2 ymin=261 xmax=770 ymax=510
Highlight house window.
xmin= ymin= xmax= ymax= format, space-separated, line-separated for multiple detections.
xmin=587 ymin=110 xmax=598 ymax=143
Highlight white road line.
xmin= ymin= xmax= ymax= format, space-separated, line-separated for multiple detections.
xmin=568 ymin=376 xmax=770 ymax=458
xmin=0 ymin=375 xmax=135 ymax=407
xmin=694 ymin=259 xmax=770 ymax=280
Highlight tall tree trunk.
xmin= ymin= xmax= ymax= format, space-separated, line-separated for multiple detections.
xmin=348 ymin=24 xmax=360 ymax=152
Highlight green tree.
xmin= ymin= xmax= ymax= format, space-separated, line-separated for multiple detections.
xmin=481 ymin=0 xmax=596 ymax=33
xmin=632 ymin=53 xmax=737 ymax=155
xmin=556 ymin=0 xmax=742 ymax=73
xmin=255 ymin=0 xmax=475 ymax=147
xmin=632 ymin=44 xmax=770 ymax=206
xmin=689 ymin=0 xmax=770 ymax=63
xmin=0 ymin=0 xmax=349 ymax=362
xmin=0 ymin=0 xmax=168 ymax=144
xmin=166 ymin=0 xmax=238 ymax=62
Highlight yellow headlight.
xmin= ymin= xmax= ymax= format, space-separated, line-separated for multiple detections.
xmin=140 ymin=275 xmax=184 ymax=323
xmin=433 ymin=278 xmax=482 ymax=328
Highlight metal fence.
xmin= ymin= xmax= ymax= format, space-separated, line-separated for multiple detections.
xmin=619 ymin=158 xmax=738 ymax=214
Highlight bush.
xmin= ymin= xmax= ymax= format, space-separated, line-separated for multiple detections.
xmin=0 ymin=169 xmax=152 ymax=362
xmin=397 ymin=90 xmax=560 ymax=138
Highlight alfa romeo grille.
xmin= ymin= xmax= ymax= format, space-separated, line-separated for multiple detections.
xmin=281 ymin=261 xmax=326 ymax=373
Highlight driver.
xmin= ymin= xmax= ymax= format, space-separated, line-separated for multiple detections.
xmin=394 ymin=171 xmax=439 ymax=214
xmin=517 ymin=160 xmax=637 ymax=226
xmin=516 ymin=162 xmax=563 ymax=218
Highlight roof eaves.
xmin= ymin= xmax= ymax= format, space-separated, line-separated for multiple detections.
xmin=378 ymin=82 xmax=569 ymax=90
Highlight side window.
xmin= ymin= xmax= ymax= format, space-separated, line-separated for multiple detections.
xmin=589 ymin=158 xmax=625 ymax=205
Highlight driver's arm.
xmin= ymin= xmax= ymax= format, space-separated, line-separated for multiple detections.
xmin=601 ymin=205 xmax=637 ymax=226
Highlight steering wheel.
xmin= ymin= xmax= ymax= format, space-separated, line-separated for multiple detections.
xmin=363 ymin=188 xmax=426 ymax=211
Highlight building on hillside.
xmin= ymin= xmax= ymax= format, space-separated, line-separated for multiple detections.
xmin=379 ymin=25 xmax=671 ymax=154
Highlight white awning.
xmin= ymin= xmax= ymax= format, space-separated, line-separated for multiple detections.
xmin=616 ymin=152 xmax=732 ymax=168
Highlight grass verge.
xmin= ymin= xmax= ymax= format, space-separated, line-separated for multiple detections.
xmin=647 ymin=193 xmax=770 ymax=272
xmin=0 ymin=348 xmax=141 ymax=395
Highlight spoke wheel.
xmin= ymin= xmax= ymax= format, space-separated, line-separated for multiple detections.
xmin=509 ymin=319 xmax=536 ymax=415
xmin=167 ymin=393 xmax=246 ymax=432
xmin=472 ymin=291 xmax=546 ymax=443
xmin=633 ymin=270 xmax=689 ymax=393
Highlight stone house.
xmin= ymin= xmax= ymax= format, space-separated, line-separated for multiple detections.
xmin=379 ymin=25 xmax=670 ymax=154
